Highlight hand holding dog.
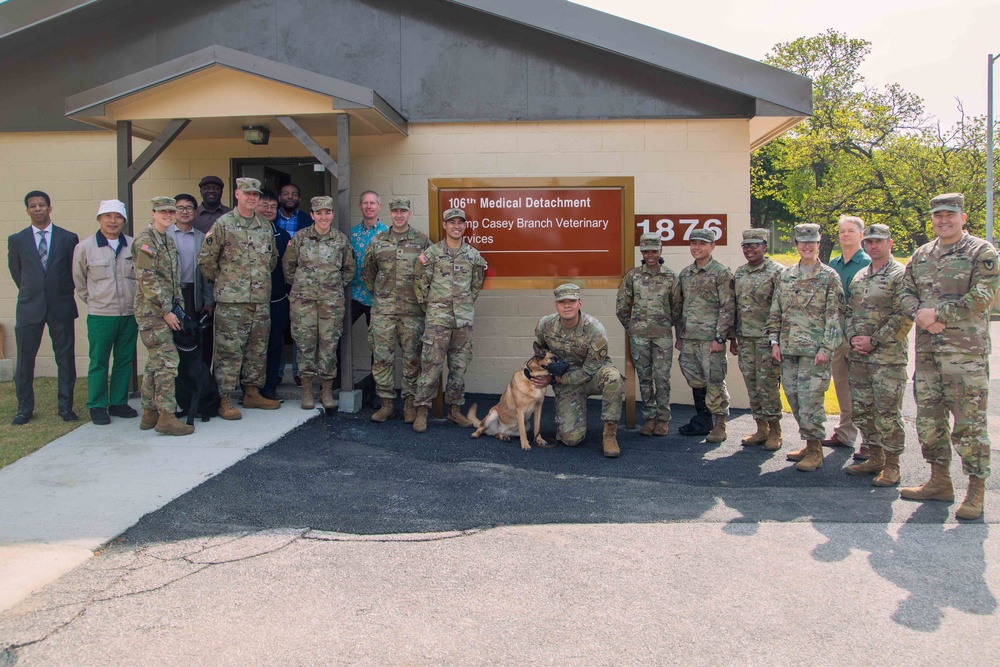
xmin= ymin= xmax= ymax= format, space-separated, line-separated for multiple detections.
xmin=164 ymin=312 xmax=181 ymax=331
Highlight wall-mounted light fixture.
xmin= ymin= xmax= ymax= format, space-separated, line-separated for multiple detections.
xmin=242 ymin=126 xmax=270 ymax=145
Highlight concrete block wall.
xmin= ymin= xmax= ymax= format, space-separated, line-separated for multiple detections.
xmin=0 ymin=119 xmax=753 ymax=408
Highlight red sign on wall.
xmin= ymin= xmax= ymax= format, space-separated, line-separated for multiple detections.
xmin=430 ymin=179 xmax=633 ymax=288
xmin=634 ymin=214 xmax=728 ymax=246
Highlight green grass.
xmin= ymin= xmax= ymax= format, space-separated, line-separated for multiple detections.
xmin=0 ymin=378 xmax=91 ymax=469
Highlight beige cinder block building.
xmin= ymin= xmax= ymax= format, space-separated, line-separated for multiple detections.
xmin=0 ymin=0 xmax=810 ymax=410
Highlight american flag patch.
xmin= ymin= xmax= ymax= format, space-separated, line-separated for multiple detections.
xmin=139 ymin=243 xmax=154 ymax=256
xmin=417 ymin=253 xmax=428 ymax=264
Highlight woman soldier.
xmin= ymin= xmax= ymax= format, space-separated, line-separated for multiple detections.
xmin=766 ymin=223 xmax=845 ymax=471
xmin=283 ymin=196 xmax=356 ymax=410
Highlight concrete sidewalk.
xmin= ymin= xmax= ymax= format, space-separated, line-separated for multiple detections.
xmin=0 ymin=401 xmax=317 ymax=612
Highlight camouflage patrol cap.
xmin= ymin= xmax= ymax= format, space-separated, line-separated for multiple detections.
xmin=443 ymin=207 xmax=467 ymax=222
xmin=639 ymin=233 xmax=662 ymax=251
xmin=689 ymin=228 xmax=715 ymax=243
xmin=151 ymin=196 xmax=177 ymax=212
xmin=310 ymin=196 xmax=335 ymax=212
xmin=930 ymin=193 xmax=964 ymax=213
xmin=741 ymin=229 xmax=768 ymax=245
xmin=235 ymin=177 xmax=262 ymax=193
xmin=793 ymin=223 xmax=821 ymax=243
xmin=554 ymin=283 xmax=581 ymax=301
xmin=863 ymin=224 xmax=891 ymax=240
xmin=388 ymin=196 xmax=412 ymax=211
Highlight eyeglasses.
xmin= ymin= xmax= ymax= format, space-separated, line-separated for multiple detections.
xmin=175 ymin=206 xmax=195 ymax=212
xmin=258 ymin=203 xmax=278 ymax=210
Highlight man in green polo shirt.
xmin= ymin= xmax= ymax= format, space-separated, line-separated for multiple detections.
xmin=825 ymin=215 xmax=871 ymax=457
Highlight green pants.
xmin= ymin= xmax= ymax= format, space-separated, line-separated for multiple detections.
xmin=86 ymin=314 xmax=138 ymax=409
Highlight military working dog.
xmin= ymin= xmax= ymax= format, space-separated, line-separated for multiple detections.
xmin=467 ymin=342 xmax=568 ymax=451
xmin=172 ymin=310 xmax=220 ymax=425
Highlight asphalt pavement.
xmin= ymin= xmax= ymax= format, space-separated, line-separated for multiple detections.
xmin=1 ymin=326 xmax=998 ymax=666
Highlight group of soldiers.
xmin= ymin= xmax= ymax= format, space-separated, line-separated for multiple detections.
xmin=616 ymin=193 xmax=998 ymax=520
xmin=12 ymin=181 xmax=995 ymax=519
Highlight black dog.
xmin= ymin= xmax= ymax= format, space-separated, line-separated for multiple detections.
xmin=172 ymin=311 xmax=220 ymax=425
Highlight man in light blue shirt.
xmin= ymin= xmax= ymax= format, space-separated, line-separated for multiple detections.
xmin=343 ymin=190 xmax=387 ymax=404
xmin=824 ymin=215 xmax=871 ymax=457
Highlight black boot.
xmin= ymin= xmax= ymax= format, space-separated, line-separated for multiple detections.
xmin=679 ymin=387 xmax=713 ymax=436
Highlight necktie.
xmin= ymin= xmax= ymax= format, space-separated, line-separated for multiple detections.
xmin=37 ymin=231 xmax=48 ymax=269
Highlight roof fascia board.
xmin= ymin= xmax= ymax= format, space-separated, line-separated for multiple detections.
xmin=443 ymin=0 xmax=812 ymax=115
xmin=0 ymin=0 xmax=101 ymax=41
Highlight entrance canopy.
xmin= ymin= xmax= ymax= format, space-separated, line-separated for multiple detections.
xmin=65 ymin=45 xmax=408 ymax=140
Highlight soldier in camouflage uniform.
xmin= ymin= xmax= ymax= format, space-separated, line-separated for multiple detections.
xmin=767 ymin=223 xmax=845 ymax=472
xmin=676 ymin=228 xmax=736 ymax=443
xmin=532 ymin=284 xmax=624 ymax=458
xmin=283 ymin=196 xmax=356 ymax=411
xmin=842 ymin=224 xmax=912 ymax=486
xmin=411 ymin=207 xmax=488 ymax=432
xmin=132 ymin=197 xmax=193 ymax=436
xmin=616 ymin=232 xmax=680 ymax=436
xmin=731 ymin=229 xmax=783 ymax=450
xmin=898 ymin=193 xmax=1000 ymax=520
xmin=197 ymin=177 xmax=280 ymax=419
xmin=362 ymin=196 xmax=432 ymax=423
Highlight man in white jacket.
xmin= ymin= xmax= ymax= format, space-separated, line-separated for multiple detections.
xmin=72 ymin=199 xmax=139 ymax=425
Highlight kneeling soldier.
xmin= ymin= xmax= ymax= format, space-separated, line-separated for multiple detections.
xmin=532 ymin=284 xmax=624 ymax=457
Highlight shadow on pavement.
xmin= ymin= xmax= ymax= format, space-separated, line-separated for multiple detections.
xmin=113 ymin=393 xmax=996 ymax=630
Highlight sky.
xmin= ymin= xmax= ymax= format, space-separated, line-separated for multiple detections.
xmin=574 ymin=0 xmax=1000 ymax=130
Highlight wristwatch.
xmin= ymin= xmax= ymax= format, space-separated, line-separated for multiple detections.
xmin=714 ymin=336 xmax=725 ymax=344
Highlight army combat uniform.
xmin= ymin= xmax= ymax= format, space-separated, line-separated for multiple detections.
xmin=283 ymin=207 xmax=355 ymax=386
xmin=133 ymin=221 xmax=181 ymax=415
xmin=898 ymin=194 xmax=1000 ymax=519
xmin=733 ymin=229 xmax=783 ymax=448
xmin=197 ymin=179 xmax=278 ymax=412
xmin=677 ymin=241 xmax=736 ymax=439
xmin=616 ymin=234 xmax=680 ymax=433
xmin=766 ymin=224 xmax=844 ymax=472
xmin=413 ymin=233 xmax=487 ymax=423
xmin=362 ymin=220 xmax=431 ymax=411
xmin=536 ymin=286 xmax=623 ymax=455
xmin=844 ymin=226 xmax=911 ymax=486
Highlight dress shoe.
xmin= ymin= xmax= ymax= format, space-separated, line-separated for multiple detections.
xmin=90 ymin=408 xmax=111 ymax=426
xmin=11 ymin=412 xmax=32 ymax=426
xmin=259 ymin=389 xmax=282 ymax=402
xmin=60 ymin=411 xmax=80 ymax=422
xmin=108 ymin=404 xmax=138 ymax=418
xmin=294 ymin=375 xmax=302 ymax=387
xmin=821 ymin=435 xmax=850 ymax=447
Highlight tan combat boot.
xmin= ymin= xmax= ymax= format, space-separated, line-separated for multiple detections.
xmin=320 ymin=381 xmax=337 ymax=410
xmin=956 ymin=476 xmax=986 ymax=520
xmin=154 ymin=411 xmax=194 ymax=436
xmin=448 ymin=404 xmax=473 ymax=428
xmin=652 ymin=420 xmax=670 ymax=436
xmin=413 ymin=406 xmax=428 ymax=433
xmin=403 ymin=396 xmax=416 ymax=424
xmin=873 ymin=451 xmax=901 ymax=487
xmin=705 ymin=415 xmax=727 ymax=443
xmin=846 ymin=446 xmax=885 ymax=476
xmin=299 ymin=375 xmax=315 ymax=410
xmin=371 ymin=400 xmax=395 ymax=423
xmin=741 ymin=419 xmax=769 ymax=446
xmin=217 ymin=393 xmax=242 ymax=420
xmin=140 ymin=408 xmax=159 ymax=431
xmin=243 ymin=385 xmax=280 ymax=410
xmin=763 ymin=421 xmax=783 ymax=451
xmin=795 ymin=440 xmax=824 ymax=472
xmin=786 ymin=442 xmax=809 ymax=461
xmin=899 ymin=463 xmax=954 ymax=502
xmin=603 ymin=421 xmax=620 ymax=458
xmin=639 ymin=418 xmax=656 ymax=436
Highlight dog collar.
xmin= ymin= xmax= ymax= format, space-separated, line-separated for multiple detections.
xmin=523 ymin=367 xmax=532 ymax=380
xmin=175 ymin=343 xmax=198 ymax=352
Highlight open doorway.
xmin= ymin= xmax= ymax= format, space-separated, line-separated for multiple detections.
xmin=231 ymin=157 xmax=328 ymax=206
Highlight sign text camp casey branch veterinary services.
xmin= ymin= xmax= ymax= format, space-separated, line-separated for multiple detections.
xmin=429 ymin=177 xmax=634 ymax=289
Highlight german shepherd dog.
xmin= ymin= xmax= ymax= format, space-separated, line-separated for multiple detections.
xmin=172 ymin=311 xmax=220 ymax=425
xmin=467 ymin=342 xmax=568 ymax=451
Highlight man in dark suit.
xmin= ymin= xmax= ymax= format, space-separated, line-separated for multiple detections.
xmin=7 ymin=191 xmax=80 ymax=424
